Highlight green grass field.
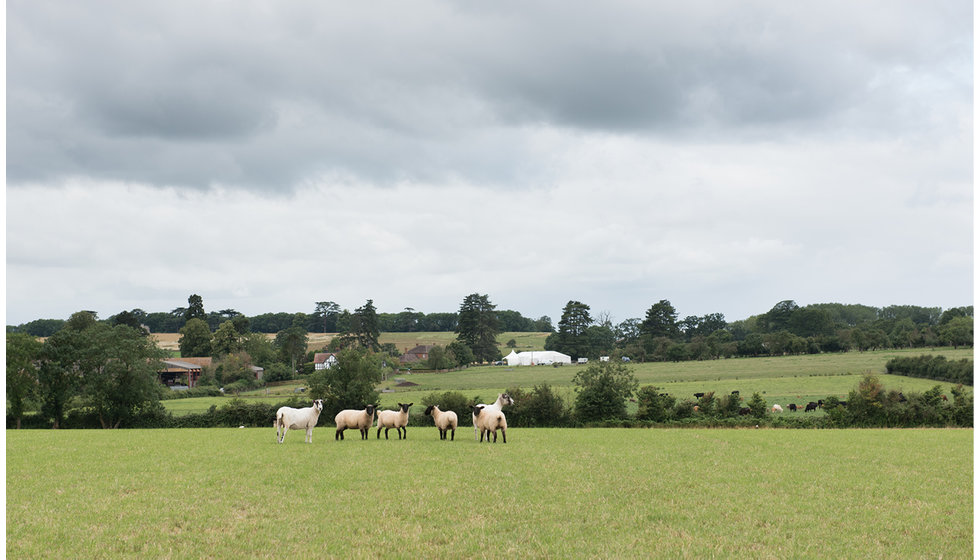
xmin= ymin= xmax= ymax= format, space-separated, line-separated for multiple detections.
xmin=6 ymin=428 xmax=972 ymax=558
xmin=164 ymin=347 xmax=973 ymax=417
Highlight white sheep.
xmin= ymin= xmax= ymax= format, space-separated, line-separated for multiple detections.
xmin=472 ymin=405 xmax=508 ymax=443
xmin=472 ymin=393 xmax=514 ymax=441
xmin=772 ymin=404 xmax=783 ymax=413
xmin=274 ymin=399 xmax=324 ymax=444
xmin=334 ymin=404 xmax=378 ymax=440
xmin=424 ymin=405 xmax=458 ymax=440
xmin=376 ymin=402 xmax=413 ymax=440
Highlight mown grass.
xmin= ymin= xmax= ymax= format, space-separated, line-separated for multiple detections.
xmin=6 ymin=428 xmax=972 ymax=559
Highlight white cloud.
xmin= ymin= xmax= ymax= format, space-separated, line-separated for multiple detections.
xmin=5 ymin=1 xmax=972 ymax=326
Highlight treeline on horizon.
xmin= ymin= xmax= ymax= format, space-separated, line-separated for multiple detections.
xmin=7 ymin=299 xmax=975 ymax=345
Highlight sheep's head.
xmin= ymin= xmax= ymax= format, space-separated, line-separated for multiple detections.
xmin=398 ymin=402 xmax=413 ymax=413
xmin=502 ymin=393 xmax=515 ymax=406
xmin=471 ymin=404 xmax=485 ymax=417
xmin=313 ymin=399 xmax=324 ymax=412
xmin=365 ymin=404 xmax=377 ymax=416
xmin=424 ymin=405 xmax=435 ymax=416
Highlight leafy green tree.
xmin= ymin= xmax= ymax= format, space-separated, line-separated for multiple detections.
xmin=615 ymin=318 xmax=642 ymax=347
xmin=584 ymin=324 xmax=616 ymax=358
xmin=242 ymin=332 xmax=276 ymax=367
xmin=212 ymin=352 xmax=257 ymax=386
xmin=211 ymin=321 xmax=244 ymax=357
xmin=275 ymin=326 xmax=309 ymax=374
xmin=641 ymin=300 xmax=680 ymax=340
xmin=112 ymin=310 xmax=146 ymax=334
xmin=425 ymin=345 xmax=455 ymax=369
xmin=759 ymin=300 xmax=799 ymax=333
xmin=939 ymin=316 xmax=973 ymax=348
xmin=572 ymin=360 xmax=638 ymax=422
xmin=184 ymin=294 xmax=206 ymax=323
xmin=533 ymin=316 xmax=554 ymax=332
xmin=309 ymin=348 xmax=383 ymax=418
xmin=37 ymin=315 xmax=96 ymax=428
xmin=178 ymin=318 xmax=212 ymax=357
xmin=77 ymin=324 xmax=167 ymax=428
xmin=446 ymin=340 xmax=474 ymax=367
xmin=455 ymin=293 xmax=502 ymax=363
xmin=7 ymin=332 xmax=42 ymax=429
xmin=66 ymin=310 xmax=99 ymax=332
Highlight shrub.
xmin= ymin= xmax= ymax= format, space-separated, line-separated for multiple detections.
xmin=636 ymin=386 xmax=676 ymax=423
xmin=505 ymin=384 xmax=574 ymax=427
xmin=746 ymin=393 xmax=767 ymax=418
xmin=572 ymin=361 xmax=638 ymax=422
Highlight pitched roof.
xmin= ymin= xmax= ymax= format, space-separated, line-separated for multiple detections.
xmin=313 ymin=352 xmax=337 ymax=364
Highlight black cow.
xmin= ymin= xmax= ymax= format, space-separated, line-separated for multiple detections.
xmin=804 ymin=402 xmax=819 ymax=412
xmin=788 ymin=403 xmax=797 ymax=412
xmin=694 ymin=392 xmax=705 ymax=399
xmin=738 ymin=407 xmax=750 ymax=416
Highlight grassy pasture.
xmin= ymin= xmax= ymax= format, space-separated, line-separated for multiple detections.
xmin=162 ymin=347 xmax=973 ymax=417
xmin=7 ymin=428 xmax=972 ymax=558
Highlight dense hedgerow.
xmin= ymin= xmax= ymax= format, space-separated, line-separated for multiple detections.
xmin=885 ymin=355 xmax=973 ymax=385
xmin=7 ymin=375 xmax=972 ymax=429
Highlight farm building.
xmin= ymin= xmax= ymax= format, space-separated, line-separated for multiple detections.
xmin=400 ymin=345 xmax=435 ymax=364
xmin=503 ymin=350 xmax=572 ymax=366
xmin=313 ymin=352 xmax=338 ymax=370
xmin=157 ymin=357 xmax=264 ymax=388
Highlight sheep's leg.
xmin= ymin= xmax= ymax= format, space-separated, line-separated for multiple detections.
xmin=400 ymin=427 xmax=406 ymax=439
xmin=306 ymin=427 xmax=313 ymax=443
xmin=501 ymin=429 xmax=506 ymax=444
xmin=450 ymin=428 xmax=454 ymax=441
xmin=336 ymin=429 xmax=343 ymax=440
xmin=377 ymin=427 xmax=382 ymax=439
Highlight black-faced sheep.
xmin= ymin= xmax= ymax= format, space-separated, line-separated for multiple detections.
xmin=335 ymin=404 xmax=378 ymax=440
xmin=275 ymin=399 xmax=324 ymax=444
xmin=377 ymin=402 xmax=413 ymax=440
xmin=472 ymin=405 xmax=508 ymax=443
xmin=424 ymin=405 xmax=458 ymax=440
xmin=472 ymin=393 xmax=514 ymax=441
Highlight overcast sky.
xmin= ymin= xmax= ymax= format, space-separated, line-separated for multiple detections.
xmin=6 ymin=1 xmax=974 ymax=327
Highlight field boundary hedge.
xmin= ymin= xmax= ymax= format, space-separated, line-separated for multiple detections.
xmin=885 ymin=354 xmax=973 ymax=385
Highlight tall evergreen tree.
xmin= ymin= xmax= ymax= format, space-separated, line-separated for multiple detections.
xmin=641 ymin=300 xmax=680 ymax=340
xmin=455 ymin=293 xmax=501 ymax=363
xmin=184 ymin=294 xmax=206 ymax=323
xmin=547 ymin=301 xmax=593 ymax=360
xmin=352 ymin=299 xmax=381 ymax=351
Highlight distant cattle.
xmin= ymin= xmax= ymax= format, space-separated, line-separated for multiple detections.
xmin=788 ymin=403 xmax=797 ymax=412
xmin=738 ymin=407 xmax=751 ymax=416
xmin=804 ymin=402 xmax=819 ymax=412
xmin=771 ymin=404 xmax=783 ymax=413
xmin=694 ymin=392 xmax=705 ymax=399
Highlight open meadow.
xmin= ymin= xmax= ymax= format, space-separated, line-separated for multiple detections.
xmin=6 ymin=427 xmax=972 ymax=558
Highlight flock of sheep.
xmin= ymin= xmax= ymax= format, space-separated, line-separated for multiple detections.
xmin=273 ymin=393 xmax=516 ymax=444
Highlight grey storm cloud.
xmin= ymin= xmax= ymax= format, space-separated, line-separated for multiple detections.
xmin=7 ymin=0 xmax=970 ymax=191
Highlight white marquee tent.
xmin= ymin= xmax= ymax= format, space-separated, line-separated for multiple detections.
xmin=503 ymin=350 xmax=572 ymax=366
